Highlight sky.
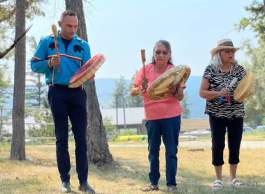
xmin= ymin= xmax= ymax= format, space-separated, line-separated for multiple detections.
xmin=27 ymin=0 xmax=257 ymax=79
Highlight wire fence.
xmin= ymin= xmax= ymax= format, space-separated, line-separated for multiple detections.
xmin=0 ymin=107 xmax=146 ymax=141
xmin=0 ymin=107 xmax=54 ymax=136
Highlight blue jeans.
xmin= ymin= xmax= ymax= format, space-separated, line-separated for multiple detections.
xmin=145 ymin=116 xmax=181 ymax=186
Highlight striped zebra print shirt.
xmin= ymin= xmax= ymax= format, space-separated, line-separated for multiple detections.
xmin=203 ymin=63 xmax=246 ymax=119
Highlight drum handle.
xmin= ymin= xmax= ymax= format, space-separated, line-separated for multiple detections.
xmin=51 ymin=24 xmax=60 ymax=72
xmin=141 ymin=49 xmax=148 ymax=90
xmin=50 ymin=24 xmax=59 ymax=85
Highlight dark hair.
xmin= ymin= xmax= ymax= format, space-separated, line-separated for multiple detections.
xmin=152 ymin=40 xmax=173 ymax=65
xmin=60 ymin=10 xmax=77 ymax=21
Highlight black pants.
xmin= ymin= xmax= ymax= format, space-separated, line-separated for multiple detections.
xmin=209 ymin=115 xmax=243 ymax=166
xmin=48 ymin=85 xmax=88 ymax=184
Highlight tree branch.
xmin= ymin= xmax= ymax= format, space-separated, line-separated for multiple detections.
xmin=0 ymin=25 xmax=32 ymax=59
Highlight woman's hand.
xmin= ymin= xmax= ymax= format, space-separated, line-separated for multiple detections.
xmin=138 ymin=86 xmax=147 ymax=96
xmin=130 ymin=85 xmax=146 ymax=96
xmin=170 ymin=81 xmax=186 ymax=100
xmin=199 ymin=78 xmax=229 ymax=100
xmin=218 ymin=87 xmax=229 ymax=97
xmin=169 ymin=84 xmax=178 ymax=95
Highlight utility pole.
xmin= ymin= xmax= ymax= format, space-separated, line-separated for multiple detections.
xmin=115 ymin=94 xmax=119 ymax=133
xmin=122 ymin=96 xmax=127 ymax=129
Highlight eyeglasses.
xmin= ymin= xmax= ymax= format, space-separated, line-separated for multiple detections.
xmin=155 ymin=50 xmax=168 ymax=55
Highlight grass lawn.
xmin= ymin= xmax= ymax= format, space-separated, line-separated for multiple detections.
xmin=0 ymin=140 xmax=265 ymax=194
xmin=183 ymin=130 xmax=265 ymax=142
xmin=242 ymin=130 xmax=265 ymax=141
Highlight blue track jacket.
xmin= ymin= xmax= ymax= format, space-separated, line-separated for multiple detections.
xmin=31 ymin=32 xmax=91 ymax=85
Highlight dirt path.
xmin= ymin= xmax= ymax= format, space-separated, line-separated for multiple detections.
xmin=180 ymin=140 xmax=265 ymax=149
xmin=110 ymin=140 xmax=265 ymax=149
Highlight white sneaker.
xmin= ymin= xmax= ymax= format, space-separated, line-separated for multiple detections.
xmin=212 ymin=179 xmax=224 ymax=191
xmin=61 ymin=182 xmax=71 ymax=193
xmin=231 ymin=178 xmax=246 ymax=188
xmin=167 ymin=185 xmax=178 ymax=193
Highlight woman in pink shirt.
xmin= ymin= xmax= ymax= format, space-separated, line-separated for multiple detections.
xmin=131 ymin=40 xmax=185 ymax=193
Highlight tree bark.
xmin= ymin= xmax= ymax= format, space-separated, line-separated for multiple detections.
xmin=10 ymin=0 xmax=26 ymax=160
xmin=65 ymin=0 xmax=113 ymax=165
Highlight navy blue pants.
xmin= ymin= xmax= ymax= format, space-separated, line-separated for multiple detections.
xmin=145 ymin=116 xmax=181 ymax=186
xmin=209 ymin=115 xmax=243 ymax=166
xmin=48 ymin=85 xmax=88 ymax=184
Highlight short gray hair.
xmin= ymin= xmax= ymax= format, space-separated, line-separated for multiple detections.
xmin=60 ymin=10 xmax=77 ymax=22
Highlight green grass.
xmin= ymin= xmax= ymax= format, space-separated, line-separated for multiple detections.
xmin=242 ymin=130 xmax=265 ymax=141
xmin=188 ymin=130 xmax=265 ymax=141
xmin=113 ymin=129 xmax=265 ymax=143
xmin=0 ymin=140 xmax=265 ymax=194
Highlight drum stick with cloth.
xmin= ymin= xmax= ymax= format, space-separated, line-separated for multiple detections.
xmin=218 ymin=77 xmax=237 ymax=104
xmin=51 ymin=24 xmax=60 ymax=72
xmin=141 ymin=49 xmax=148 ymax=90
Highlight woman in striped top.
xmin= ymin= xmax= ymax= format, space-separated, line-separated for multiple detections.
xmin=199 ymin=39 xmax=246 ymax=190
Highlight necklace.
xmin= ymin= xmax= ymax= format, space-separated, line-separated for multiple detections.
xmin=219 ymin=64 xmax=233 ymax=74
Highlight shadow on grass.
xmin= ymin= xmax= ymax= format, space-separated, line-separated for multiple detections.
xmin=82 ymin=143 xmax=265 ymax=194
xmin=0 ymin=156 xmax=56 ymax=168
xmin=0 ymin=177 xmax=41 ymax=194
xmin=87 ymin=158 xmax=265 ymax=194
xmin=25 ymin=156 xmax=57 ymax=167
xmin=177 ymin=167 xmax=265 ymax=194
xmin=90 ymin=157 xmax=149 ymax=183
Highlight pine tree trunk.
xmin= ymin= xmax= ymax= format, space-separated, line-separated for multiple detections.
xmin=10 ymin=0 xmax=26 ymax=160
xmin=65 ymin=0 xmax=113 ymax=165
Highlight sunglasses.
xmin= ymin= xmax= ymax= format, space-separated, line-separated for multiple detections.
xmin=223 ymin=49 xmax=235 ymax=54
xmin=155 ymin=50 xmax=168 ymax=55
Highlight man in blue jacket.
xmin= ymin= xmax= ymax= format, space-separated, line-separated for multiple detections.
xmin=31 ymin=10 xmax=95 ymax=194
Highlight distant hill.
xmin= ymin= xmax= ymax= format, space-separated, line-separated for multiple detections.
xmin=2 ymin=76 xmax=207 ymax=119
xmin=94 ymin=76 xmax=206 ymax=119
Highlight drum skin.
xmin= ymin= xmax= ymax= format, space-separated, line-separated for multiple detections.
xmin=147 ymin=65 xmax=191 ymax=100
xmin=234 ymin=71 xmax=255 ymax=102
xmin=69 ymin=54 xmax=105 ymax=88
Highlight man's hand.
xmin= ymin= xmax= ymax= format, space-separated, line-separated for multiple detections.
xmin=48 ymin=54 xmax=60 ymax=68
